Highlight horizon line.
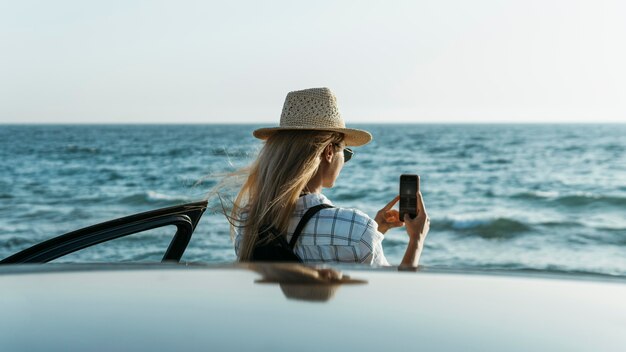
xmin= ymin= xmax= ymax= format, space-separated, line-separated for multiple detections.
xmin=2 ymin=121 xmax=625 ymax=125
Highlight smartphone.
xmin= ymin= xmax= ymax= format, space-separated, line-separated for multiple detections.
xmin=399 ymin=174 xmax=420 ymax=220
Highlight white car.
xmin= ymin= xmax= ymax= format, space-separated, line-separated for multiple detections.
xmin=1 ymin=202 xmax=625 ymax=351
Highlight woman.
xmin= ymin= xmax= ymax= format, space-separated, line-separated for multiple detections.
xmin=231 ymin=87 xmax=429 ymax=267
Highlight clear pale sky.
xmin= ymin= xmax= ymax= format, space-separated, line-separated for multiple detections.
xmin=1 ymin=0 xmax=625 ymax=123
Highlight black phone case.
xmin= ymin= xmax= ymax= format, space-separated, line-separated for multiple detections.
xmin=400 ymin=174 xmax=419 ymax=220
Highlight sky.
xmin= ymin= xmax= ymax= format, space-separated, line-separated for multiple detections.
xmin=1 ymin=0 xmax=626 ymax=124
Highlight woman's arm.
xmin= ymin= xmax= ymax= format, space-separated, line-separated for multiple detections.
xmin=399 ymin=191 xmax=430 ymax=268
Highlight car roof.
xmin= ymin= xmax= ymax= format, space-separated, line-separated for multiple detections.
xmin=1 ymin=263 xmax=625 ymax=351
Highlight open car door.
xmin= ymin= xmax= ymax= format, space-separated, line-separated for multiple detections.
xmin=0 ymin=201 xmax=207 ymax=264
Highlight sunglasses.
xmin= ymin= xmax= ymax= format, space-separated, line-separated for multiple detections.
xmin=334 ymin=144 xmax=354 ymax=162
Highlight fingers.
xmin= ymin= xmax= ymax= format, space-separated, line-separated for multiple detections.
xmin=382 ymin=195 xmax=400 ymax=211
xmin=384 ymin=210 xmax=400 ymax=220
xmin=383 ymin=210 xmax=404 ymax=229
xmin=404 ymin=211 xmax=425 ymax=223
xmin=403 ymin=213 xmax=418 ymax=225
xmin=390 ymin=221 xmax=405 ymax=228
xmin=416 ymin=191 xmax=426 ymax=215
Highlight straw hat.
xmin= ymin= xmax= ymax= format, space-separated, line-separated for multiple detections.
xmin=253 ymin=87 xmax=372 ymax=146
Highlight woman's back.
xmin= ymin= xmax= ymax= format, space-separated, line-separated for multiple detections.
xmin=235 ymin=193 xmax=389 ymax=265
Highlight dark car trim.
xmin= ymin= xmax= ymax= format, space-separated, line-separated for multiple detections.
xmin=0 ymin=201 xmax=208 ymax=264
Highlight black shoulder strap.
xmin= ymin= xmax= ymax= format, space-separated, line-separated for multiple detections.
xmin=288 ymin=204 xmax=333 ymax=249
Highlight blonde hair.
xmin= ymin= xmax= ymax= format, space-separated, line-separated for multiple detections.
xmin=230 ymin=130 xmax=344 ymax=261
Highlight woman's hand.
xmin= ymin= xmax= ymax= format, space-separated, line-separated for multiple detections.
xmin=374 ymin=196 xmax=405 ymax=235
xmin=403 ymin=191 xmax=430 ymax=243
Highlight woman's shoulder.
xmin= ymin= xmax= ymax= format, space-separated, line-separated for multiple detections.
xmin=313 ymin=205 xmax=373 ymax=227
xmin=339 ymin=207 xmax=374 ymax=225
xmin=301 ymin=194 xmax=376 ymax=230
xmin=308 ymin=207 xmax=383 ymax=247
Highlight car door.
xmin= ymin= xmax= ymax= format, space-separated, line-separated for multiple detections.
xmin=0 ymin=201 xmax=207 ymax=264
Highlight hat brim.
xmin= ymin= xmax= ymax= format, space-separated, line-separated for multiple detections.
xmin=253 ymin=126 xmax=372 ymax=147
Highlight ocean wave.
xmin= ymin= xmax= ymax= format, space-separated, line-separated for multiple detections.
xmin=484 ymin=158 xmax=511 ymax=165
xmin=436 ymin=217 xmax=532 ymax=239
xmin=511 ymin=191 xmax=560 ymax=200
xmin=64 ymin=144 xmax=100 ymax=154
xmin=95 ymin=168 xmax=125 ymax=181
xmin=511 ymin=191 xmax=626 ymax=207
xmin=555 ymin=194 xmax=626 ymax=207
xmin=538 ymin=220 xmax=583 ymax=228
xmin=1 ymin=236 xmax=35 ymax=249
xmin=16 ymin=208 xmax=65 ymax=220
xmin=598 ymin=226 xmax=626 ymax=233
xmin=603 ymin=143 xmax=623 ymax=152
xmin=107 ymin=172 xmax=124 ymax=181
xmin=574 ymin=232 xmax=626 ymax=246
xmin=427 ymin=146 xmax=453 ymax=154
xmin=211 ymin=147 xmax=249 ymax=158
xmin=166 ymin=148 xmax=187 ymax=157
xmin=333 ymin=189 xmax=370 ymax=202
xmin=119 ymin=191 xmax=191 ymax=205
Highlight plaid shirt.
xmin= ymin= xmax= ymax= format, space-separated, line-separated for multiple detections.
xmin=234 ymin=193 xmax=390 ymax=266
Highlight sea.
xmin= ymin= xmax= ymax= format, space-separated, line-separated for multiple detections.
xmin=1 ymin=124 xmax=625 ymax=276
